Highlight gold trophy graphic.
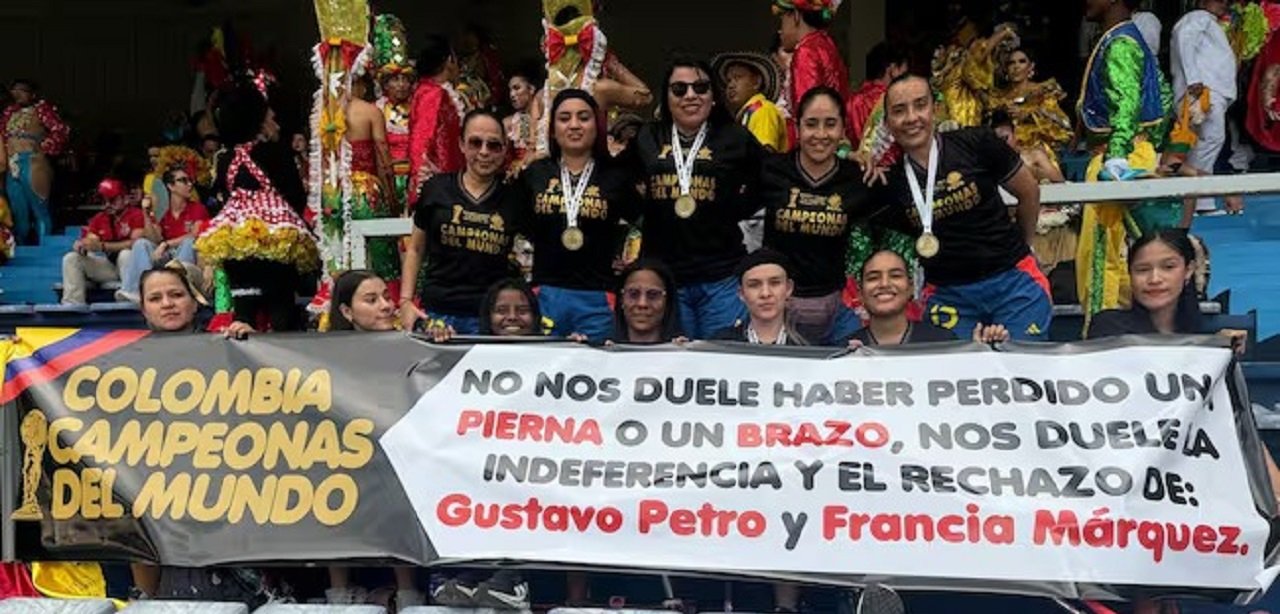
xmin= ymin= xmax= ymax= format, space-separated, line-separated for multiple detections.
xmin=12 ymin=409 xmax=47 ymax=521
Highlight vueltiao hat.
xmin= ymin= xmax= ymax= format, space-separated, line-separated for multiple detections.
xmin=712 ymin=52 xmax=782 ymax=102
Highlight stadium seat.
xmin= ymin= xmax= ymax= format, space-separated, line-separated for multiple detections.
xmin=0 ymin=598 xmax=116 ymax=614
xmin=400 ymin=608 xmax=532 ymax=614
xmin=118 ymin=602 xmax=249 ymax=614
xmin=254 ymin=606 xmax=386 ymax=614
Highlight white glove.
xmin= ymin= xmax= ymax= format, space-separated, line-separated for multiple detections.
xmin=1102 ymin=157 xmax=1132 ymax=181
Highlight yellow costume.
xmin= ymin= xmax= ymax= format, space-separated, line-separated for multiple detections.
xmin=931 ymin=22 xmax=1004 ymax=128
xmin=991 ymin=79 xmax=1073 ymax=165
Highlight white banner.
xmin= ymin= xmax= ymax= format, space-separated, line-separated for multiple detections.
xmin=381 ymin=343 xmax=1273 ymax=590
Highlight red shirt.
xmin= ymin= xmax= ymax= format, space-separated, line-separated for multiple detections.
xmin=788 ymin=30 xmax=852 ymax=143
xmin=846 ymin=79 xmax=887 ymax=146
xmin=84 ymin=206 xmax=146 ymax=243
xmin=408 ymin=79 xmax=464 ymax=199
xmin=156 ymin=201 xmax=210 ymax=241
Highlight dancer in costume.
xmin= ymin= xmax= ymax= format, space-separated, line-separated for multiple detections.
xmin=1076 ymin=0 xmax=1173 ymax=323
xmin=506 ymin=63 xmax=545 ymax=169
xmin=1246 ymin=1 xmax=1280 ymax=152
xmin=1 ymin=79 xmax=69 ymax=244
xmin=991 ymin=48 xmax=1073 ymax=170
xmin=373 ymin=14 xmax=416 ymax=210
xmin=343 ymin=76 xmax=397 ymax=283
xmin=513 ymin=89 xmax=639 ymax=341
xmin=931 ymin=7 xmax=1018 ymax=129
xmin=847 ymin=42 xmax=908 ymax=149
xmin=196 ymin=79 xmax=319 ymax=332
xmin=456 ymin=24 xmax=505 ymax=112
xmin=409 ymin=34 xmax=465 ymax=198
xmin=772 ymin=0 xmax=853 ymax=144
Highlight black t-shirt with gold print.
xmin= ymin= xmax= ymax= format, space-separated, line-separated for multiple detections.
xmin=515 ymin=157 xmax=641 ymax=291
xmin=413 ymin=173 xmax=523 ymax=316
xmin=633 ymin=121 xmax=764 ymax=284
xmin=761 ymin=153 xmax=872 ymax=297
xmin=880 ymin=127 xmax=1028 ymax=286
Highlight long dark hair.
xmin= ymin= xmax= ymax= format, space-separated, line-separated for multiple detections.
xmin=1128 ymin=229 xmax=1202 ymax=334
xmin=547 ymin=88 xmax=611 ymax=161
xmin=797 ymin=85 xmax=848 ymax=128
xmin=214 ymin=80 xmax=270 ymax=146
xmin=658 ymin=55 xmax=733 ymax=129
xmin=328 ymin=269 xmax=384 ymax=332
xmin=613 ymin=259 xmax=683 ymax=343
xmin=478 ymin=278 xmax=543 ymax=335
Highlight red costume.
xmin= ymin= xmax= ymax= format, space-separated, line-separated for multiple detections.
xmin=1 ymin=100 xmax=69 ymax=156
xmin=788 ymin=30 xmax=852 ymax=142
xmin=845 ymin=79 xmax=886 ymax=147
xmin=1248 ymin=24 xmax=1280 ymax=152
xmin=408 ymin=79 xmax=464 ymax=198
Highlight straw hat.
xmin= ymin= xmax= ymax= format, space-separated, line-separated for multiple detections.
xmin=712 ymin=52 xmax=782 ymax=102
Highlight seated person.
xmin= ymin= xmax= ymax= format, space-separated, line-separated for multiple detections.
xmin=610 ymin=259 xmax=685 ymax=345
xmin=60 ymin=178 xmax=146 ymax=305
xmin=712 ymin=249 xmax=807 ymax=345
xmin=428 ymin=277 xmax=545 ymax=341
xmin=845 ymin=249 xmax=1009 ymax=346
xmin=119 ymin=166 xmax=210 ymax=303
xmin=1086 ymin=229 xmax=1245 ymax=352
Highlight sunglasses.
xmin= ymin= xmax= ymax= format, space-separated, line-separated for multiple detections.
xmin=465 ymin=137 xmax=506 ymax=153
xmin=669 ymin=80 xmax=712 ymax=97
xmin=171 ymin=177 xmax=192 ymax=185
xmin=622 ymin=287 xmax=667 ymax=303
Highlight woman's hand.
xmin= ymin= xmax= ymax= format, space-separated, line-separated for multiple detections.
xmin=973 ymin=323 xmax=1011 ymax=344
xmin=427 ymin=323 xmax=456 ymax=343
xmin=399 ymin=300 xmax=426 ymax=332
xmin=1217 ymin=328 xmax=1248 ymax=356
xmin=152 ymin=241 xmax=169 ymax=261
xmin=224 ymin=321 xmax=254 ymax=340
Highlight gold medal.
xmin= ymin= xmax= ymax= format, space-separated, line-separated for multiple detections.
xmin=561 ymin=226 xmax=585 ymax=251
xmin=916 ymin=232 xmax=940 ymax=259
xmin=674 ymin=194 xmax=698 ymax=219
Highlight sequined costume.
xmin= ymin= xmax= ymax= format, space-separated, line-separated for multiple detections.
xmin=991 ymin=79 xmax=1073 ymax=164
xmin=931 ymin=24 xmax=1001 ymax=128
xmin=2 ymin=99 xmax=68 ymax=243
xmin=1075 ymin=20 xmax=1173 ymax=323
xmin=408 ymin=78 xmax=464 ymax=197
xmin=788 ymin=30 xmax=853 ymax=142
xmin=846 ymin=80 xmax=886 ymax=150
xmin=346 ymin=139 xmax=397 ymax=281
xmin=1245 ymin=2 xmax=1280 ymax=152
xmin=374 ymin=14 xmax=415 ymax=209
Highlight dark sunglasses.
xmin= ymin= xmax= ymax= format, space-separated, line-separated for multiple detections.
xmin=466 ymin=137 xmax=506 ymax=153
xmin=622 ymin=287 xmax=667 ymax=303
xmin=669 ymin=80 xmax=711 ymax=97
xmin=171 ymin=177 xmax=192 ymax=185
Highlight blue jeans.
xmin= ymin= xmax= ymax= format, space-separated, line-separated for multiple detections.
xmin=926 ymin=256 xmax=1052 ymax=341
xmin=789 ymin=291 xmax=863 ymax=345
xmin=538 ymin=286 xmax=615 ymax=342
xmin=677 ymin=276 xmax=748 ymax=340
xmin=8 ymin=152 xmax=52 ymax=244
xmin=120 ymin=237 xmax=197 ymax=296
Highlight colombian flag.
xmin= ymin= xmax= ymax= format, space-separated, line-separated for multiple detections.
xmin=1 ymin=328 xmax=150 ymax=404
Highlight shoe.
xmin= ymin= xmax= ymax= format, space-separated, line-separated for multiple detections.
xmin=431 ymin=578 xmax=477 ymax=607
xmin=856 ymin=584 xmax=904 ymax=614
xmin=114 ymin=289 xmax=139 ymax=304
xmin=471 ymin=575 xmax=530 ymax=610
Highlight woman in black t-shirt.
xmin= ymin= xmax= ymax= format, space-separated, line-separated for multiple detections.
xmin=399 ymin=110 xmax=522 ymax=334
xmin=633 ymin=56 xmax=764 ymax=339
xmin=1087 ymin=230 xmax=1245 ymax=352
xmin=761 ymin=86 xmax=871 ymax=344
xmin=514 ymin=89 xmax=640 ymax=341
xmin=611 ymin=259 xmax=685 ymax=345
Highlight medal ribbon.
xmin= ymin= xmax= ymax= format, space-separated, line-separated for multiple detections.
xmin=904 ymin=137 xmax=939 ymax=236
xmin=560 ymin=158 xmax=596 ymax=229
xmin=670 ymin=122 xmax=708 ymax=198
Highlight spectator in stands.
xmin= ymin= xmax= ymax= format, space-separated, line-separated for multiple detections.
xmin=843 ymin=249 xmax=1010 ymax=346
xmin=714 ymin=51 xmax=788 ymax=152
xmin=1086 ymin=229 xmax=1244 ymax=351
xmin=610 ymin=259 xmax=684 ymax=345
xmin=59 ymin=178 xmax=146 ymax=305
xmin=514 ymin=89 xmax=639 ymax=342
xmin=323 ymin=272 xmax=423 ymax=607
xmin=761 ymin=86 xmax=867 ymax=343
xmin=713 ymin=249 xmax=807 ymax=345
xmin=400 ymin=110 xmax=522 ymax=334
xmin=634 ymin=56 xmax=761 ymax=338
xmin=117 ymin=166 xmax=209 ymax=303
xmin=326 ymin=269 xmax=398 ymax=333
xmin=880 ymin=74 xmax=1052 ymax=341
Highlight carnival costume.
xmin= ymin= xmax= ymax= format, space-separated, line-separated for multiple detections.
xmin=408 ymin=76 xmax=464 ymax=198
xmin=1247 ymin=2 xmax=1280 ymax=152
xmin=773 ymin=0 xmax=853 ymax=144
xmin=1075 ymin=19 xmax=1172 ymax=322
xmin=991 ymin=80 xmax=1073 ymax=166
xmin=931 ymin=21 xmax=1007 ymax=129
xmin=2 ymin=98 xmax=68 ymax=243
xmin=373 ymin=14 xmax=414 ymax=210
